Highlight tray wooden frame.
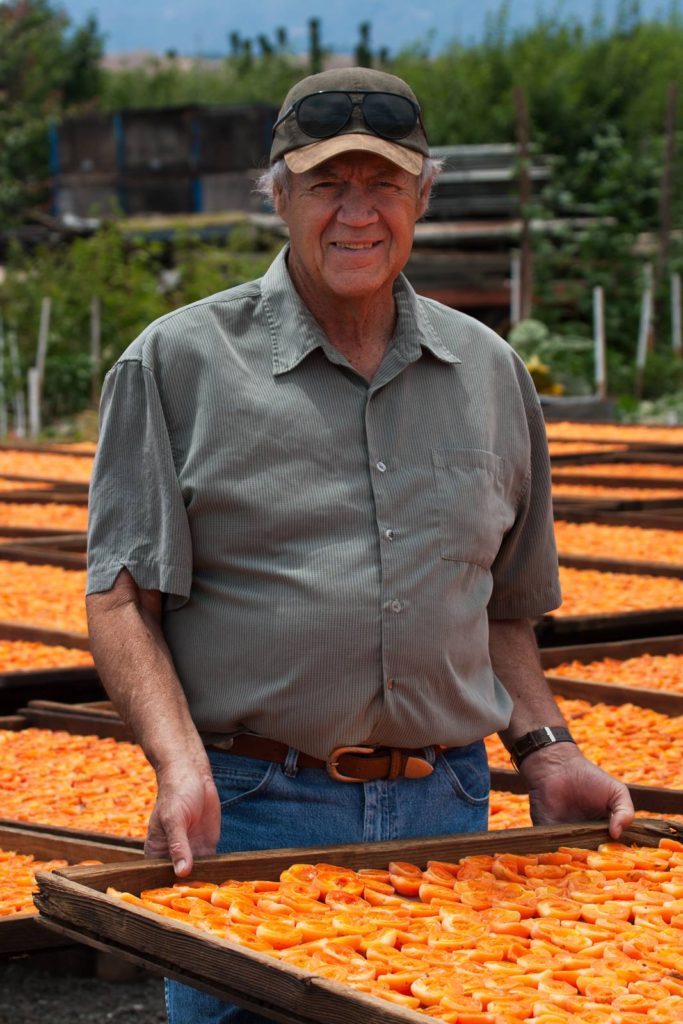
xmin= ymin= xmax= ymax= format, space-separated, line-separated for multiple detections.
xmin=34 ymin=821 xmax=683 ymax=1024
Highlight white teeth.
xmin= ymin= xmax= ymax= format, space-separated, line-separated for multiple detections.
xmin=335 ymin=242 xmax=375 ymax=250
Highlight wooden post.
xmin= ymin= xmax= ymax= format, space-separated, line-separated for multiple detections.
xmin=635 ymin=263 xmax=654 ymax=400
xmin=90 ymin=295 xmax=102 ymax=406
xmin=29 ymin=296 xmax=51 ymax=439
xmin=0 ymin=316 xmax=7 ymax=439
xmin=8 ymin=328 xmax=26 ymax=438
xmin=593 ymin=286 xmax=607 ymax=400
xmin=27 ymin=367 xmax=41 ymax=438
xmin=35 ymin=296 xmax=51 ymax=388
xmin=514 ymin=85 xmax=533 ymax=321
xmin=509 ymin=249 xmax=521 ymax=326
xmin=672 ymin=272 xmax=682 ymax=356
xmin=658 ymin=82 xmax=678 ymax=280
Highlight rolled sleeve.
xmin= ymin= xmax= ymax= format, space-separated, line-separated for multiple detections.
xmin=86 ymin=357 xmax=192 ymax=605
xmin=487 ymin=402 xmax=562 ymax=620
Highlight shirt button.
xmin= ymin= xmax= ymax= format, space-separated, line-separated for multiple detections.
xmin=376 ymin=461 xmax=387 ymax=472
xmin=384 ymin=529 xmax=395 ymax=541
xmin=386 ymin=678 xmax=395 ymax=690
xmin=390 ymin=600 xmax=402 ymax=613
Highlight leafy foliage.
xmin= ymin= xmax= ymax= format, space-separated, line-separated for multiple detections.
xmin=0 ymin=226 xmax=282 ymax=418
xmin=0 ymin=0 xmax=104 ymax=224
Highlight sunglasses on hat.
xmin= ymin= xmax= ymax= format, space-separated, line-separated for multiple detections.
xmin=272 ymin=90 xmax=423 ymax=142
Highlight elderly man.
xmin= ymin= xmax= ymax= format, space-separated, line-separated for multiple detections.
xmin=86 ymin=67 xmax=633 ymax=1024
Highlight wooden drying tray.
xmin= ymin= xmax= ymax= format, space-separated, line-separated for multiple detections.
xmin=489 ymin=768 xmax=683 ymax=815
xmin=536 ymin=605 xmax=683 ymax=646
xmin=13 ymin=700 xmax=131 ymax=741
xmin=558 ymin=553 xmax=683 ymax=579
xmin=540 ymin=633 xmax=683 ymax=714
xmin=0 ymin=825 xmax=141 ymax=957
xmin=0 ymin=621 xmax=89 ymax=651
xmin=0 ymin=614 xmax=90 ymax=709
xmin=0 ymin=706 xmax=144 ymax=848
xmin=34 ymin=820 xmax=683 ymax=1024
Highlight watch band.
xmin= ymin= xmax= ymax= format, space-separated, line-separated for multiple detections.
xmin=509 ymin=725 xmax=576 ymax=771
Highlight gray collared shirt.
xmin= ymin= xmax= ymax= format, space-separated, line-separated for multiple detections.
xmin=87 ymin=246 xmax=561 ymax=760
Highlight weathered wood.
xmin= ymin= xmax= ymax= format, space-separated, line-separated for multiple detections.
xmin=33 ymin=822 xmax=681 ymax=1023
xmin=558 ymin=553 xmax=683 ymax=578
xmin=0 ymin=621 xmax=89 ymax=648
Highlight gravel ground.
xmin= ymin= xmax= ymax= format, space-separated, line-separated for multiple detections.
xmin=0 ymin=949 xmax=167 ymax=1024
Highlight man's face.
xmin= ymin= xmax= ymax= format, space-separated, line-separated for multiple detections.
xmin=274 ymin=152 xmax=428 ymax=307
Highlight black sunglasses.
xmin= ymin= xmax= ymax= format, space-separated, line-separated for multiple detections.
xmin=273 ymin=90 xmax=422 ymax=142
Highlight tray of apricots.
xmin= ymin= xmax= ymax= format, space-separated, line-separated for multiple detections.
xmin=0 ymin=824 xmax=141 ymax=956
xmin=34 ymin=820 xmax=683 ymax=1024
xmin=540 ymin=634 xmax=683 ymax=716
xmin=0 ymin=625 xmax=100 ymax=717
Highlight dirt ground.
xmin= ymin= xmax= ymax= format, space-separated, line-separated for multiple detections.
xmin=0 ymin=948 xmax=167 ymax=1024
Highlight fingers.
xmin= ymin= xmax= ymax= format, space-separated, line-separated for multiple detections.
xmin=607 ymin=782 xmax=635 ymax=840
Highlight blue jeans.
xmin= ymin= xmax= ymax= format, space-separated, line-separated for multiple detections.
xmin=165 ymin=742 xmax=489 ymax=1024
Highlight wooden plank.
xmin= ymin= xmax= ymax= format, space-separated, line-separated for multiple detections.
xmin=0 ymin=546 xmax=86 ymax=569
xmin=0 ymin=622 xmax=89 ymax=649
xmin=540 ymin=633 xmax=683 ymax=666
xmin=542 ymin=607 xmax=683 ymax=640
xmin=33 ymin=821 xmax=681 ymax=1023
xmin=0 ymin=670 xmax=102 ymax=717
xmin=555 ymin=507 xmax=683 ymax=529
xmin=0 ymin=817 xmax=144 ymax=849
xmin=489 ymin=770 xmax=683 ymax=813
xmin=553 ymin=471 xmax=683 ymax=489
xmin=15 ymin=703 xmax=132 ymax=740
xmin=558 ymin=554 xmax=683 ymax=577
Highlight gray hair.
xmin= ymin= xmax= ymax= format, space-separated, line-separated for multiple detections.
xmin=255 ymin=156 xmax=443 ymax=210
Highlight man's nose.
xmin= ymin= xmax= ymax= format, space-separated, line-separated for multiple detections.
xmin=337 ymin=186 xmax=379 ymax=225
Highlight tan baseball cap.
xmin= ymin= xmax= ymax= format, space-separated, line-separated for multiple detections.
xmin=270 ymin=67 xmax=429 ymax=176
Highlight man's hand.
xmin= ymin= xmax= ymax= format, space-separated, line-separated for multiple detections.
xmin=145 ymin=758 xmax=221 ymax=876
xmin=518 ymin=743 xmax=635 ymax=839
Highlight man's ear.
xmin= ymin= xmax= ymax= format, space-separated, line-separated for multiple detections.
xmin=273 ymin=184 xmax=288 ymax=222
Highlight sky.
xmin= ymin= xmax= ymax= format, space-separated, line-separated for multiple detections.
xmin=55 ymin=0 xmax=676 ymax=57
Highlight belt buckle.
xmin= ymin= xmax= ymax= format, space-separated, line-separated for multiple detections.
xmin=326 ymin=745 xmax=375 ymax=782
xmin=326 ymin=745 xmax=434 ymax=782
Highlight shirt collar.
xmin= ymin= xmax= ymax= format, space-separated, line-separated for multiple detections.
xmin=261 ymin=244 xmax=461 ymax=376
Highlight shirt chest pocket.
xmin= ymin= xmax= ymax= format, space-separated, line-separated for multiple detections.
xmin=431 ymin=448 xmax=516 ymax=569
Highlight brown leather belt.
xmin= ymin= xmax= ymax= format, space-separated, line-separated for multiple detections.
xmin=203 ymin=733 xmax=442 ymax=783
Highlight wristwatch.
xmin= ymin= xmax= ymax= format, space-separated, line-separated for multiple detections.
xmin=509 ymin=726 xmax=576 ymax=771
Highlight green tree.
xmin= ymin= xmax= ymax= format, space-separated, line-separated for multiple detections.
xmin=0 ymin=0 xmax=104 ymax=225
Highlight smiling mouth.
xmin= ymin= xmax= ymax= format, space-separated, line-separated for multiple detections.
xmin=332 ymin=241 xmax=380 ymax=250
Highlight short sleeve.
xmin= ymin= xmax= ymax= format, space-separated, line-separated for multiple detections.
xmin=487 ymin=402 xmax=562 ymax=619
xmin=86 ymin=358 xmax=192 ymax=606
